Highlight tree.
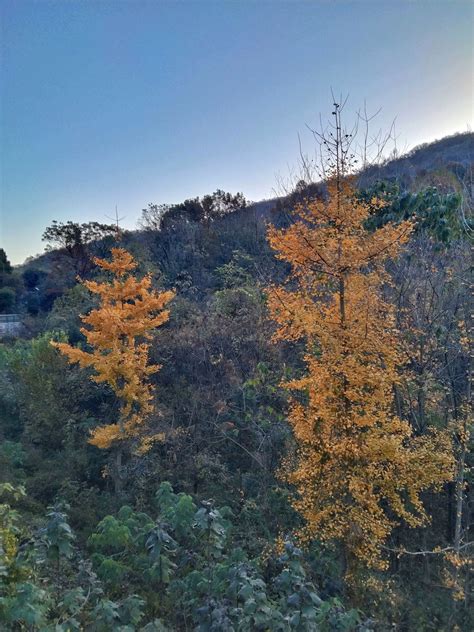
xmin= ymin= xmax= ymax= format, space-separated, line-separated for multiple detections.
xmin=139 ymin=203 xmax=172 ymax=231
xmin=360 ymin=181 xmax=463 ymax=242
xmin=201 ymin=189 xmax=247 ymax=220
xmin=0 ymin=249 xmax=18 ymax=296
xmin=139 ymin=190 xmax=247 ymax=232
xmin=52 ymin=247 xmax=174 ymax=492
xmin=0 ymin=288 xmax=16 ymax=313
xmin=42 ymin=220 xmax=117 ymax=276
xmin=22 ymin=268 xmax=44 ymax=290
xmin=266 ymin=103 xmax=454 ymax=573
xmin=390 ymin=236 xmax=473 ymax=605
xmin=0 ymin=249 xmax=12 ymax=275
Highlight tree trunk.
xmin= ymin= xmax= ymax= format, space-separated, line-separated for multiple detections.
xmin=114 ymin=447 xmax=123 ymax=495
xmin=453 ymin=443 xmax=466 ymax=553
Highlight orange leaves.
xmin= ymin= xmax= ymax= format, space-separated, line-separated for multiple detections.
xmin=51 ymin=342 xmax=95 ymax=369
xmin=89 ymin=423 xmax=123 ymax=449
xmin=267 ymin=179 xmax=454 ymax=570
xmin=52 ymin=247 xmax=174 ymax=451
xmin=268 ymin=180 xmax=412 ymax=284
xmin=92 ymin=247 xmax=137 ymax=276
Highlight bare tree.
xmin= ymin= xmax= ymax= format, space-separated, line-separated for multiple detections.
xmin=274 ymin=92 xmax=399 ymax=197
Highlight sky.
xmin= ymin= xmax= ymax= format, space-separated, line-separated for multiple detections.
xmin=1 ymin=0 xmax=472 ymax=264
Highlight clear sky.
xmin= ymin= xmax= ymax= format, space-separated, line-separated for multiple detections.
xmin=1 ymin=0 xmax=472 ymax=264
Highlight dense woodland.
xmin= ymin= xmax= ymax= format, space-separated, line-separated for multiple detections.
xmin=0 ymin=125 xmax=473 ymax=631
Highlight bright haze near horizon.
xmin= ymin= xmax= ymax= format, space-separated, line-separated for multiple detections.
xmin=1 ymin=0 xmax=472 ymax=265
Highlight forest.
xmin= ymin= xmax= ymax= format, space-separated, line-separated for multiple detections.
xmin=0 ymin=116 xmax=472 ymax=631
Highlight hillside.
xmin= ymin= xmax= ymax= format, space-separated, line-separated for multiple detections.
xmin=361 ymin=131 xmax=473 ymax=184
xmin=0 ymin=131 xmax=472 ymax=630
xmin=12 ymin=131 xmax=474 ymax=277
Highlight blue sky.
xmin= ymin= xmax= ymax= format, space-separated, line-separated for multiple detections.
xmin=1 ymin=0 xmax=472 ymax=264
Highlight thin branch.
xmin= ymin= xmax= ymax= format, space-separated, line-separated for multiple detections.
xmin=382 ymin=541 xmax=474 ymax=556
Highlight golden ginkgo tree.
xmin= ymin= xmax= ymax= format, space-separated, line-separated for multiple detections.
xmin=53 ymin=247 xmax=174 ymax=491
xmin=267 ymin=109 xmax=454 ymax=572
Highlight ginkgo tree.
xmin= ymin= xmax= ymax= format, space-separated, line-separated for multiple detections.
xmin=267 ymin=104 xmax=454 ymax=574
xmin=52 ymin=247 xmax=174 ymax=492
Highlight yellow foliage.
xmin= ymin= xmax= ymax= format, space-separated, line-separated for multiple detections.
xmin=52 ymin=247 xmax=174 ymax=450
xmin=267 ymin=178 xmax=454 ymax=569
xmin=134 ymin=432 xmax=166 ymax=455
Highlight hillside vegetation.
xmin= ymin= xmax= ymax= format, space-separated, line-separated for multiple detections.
xmin=0 ymin=129 xmax=472 ymax=631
